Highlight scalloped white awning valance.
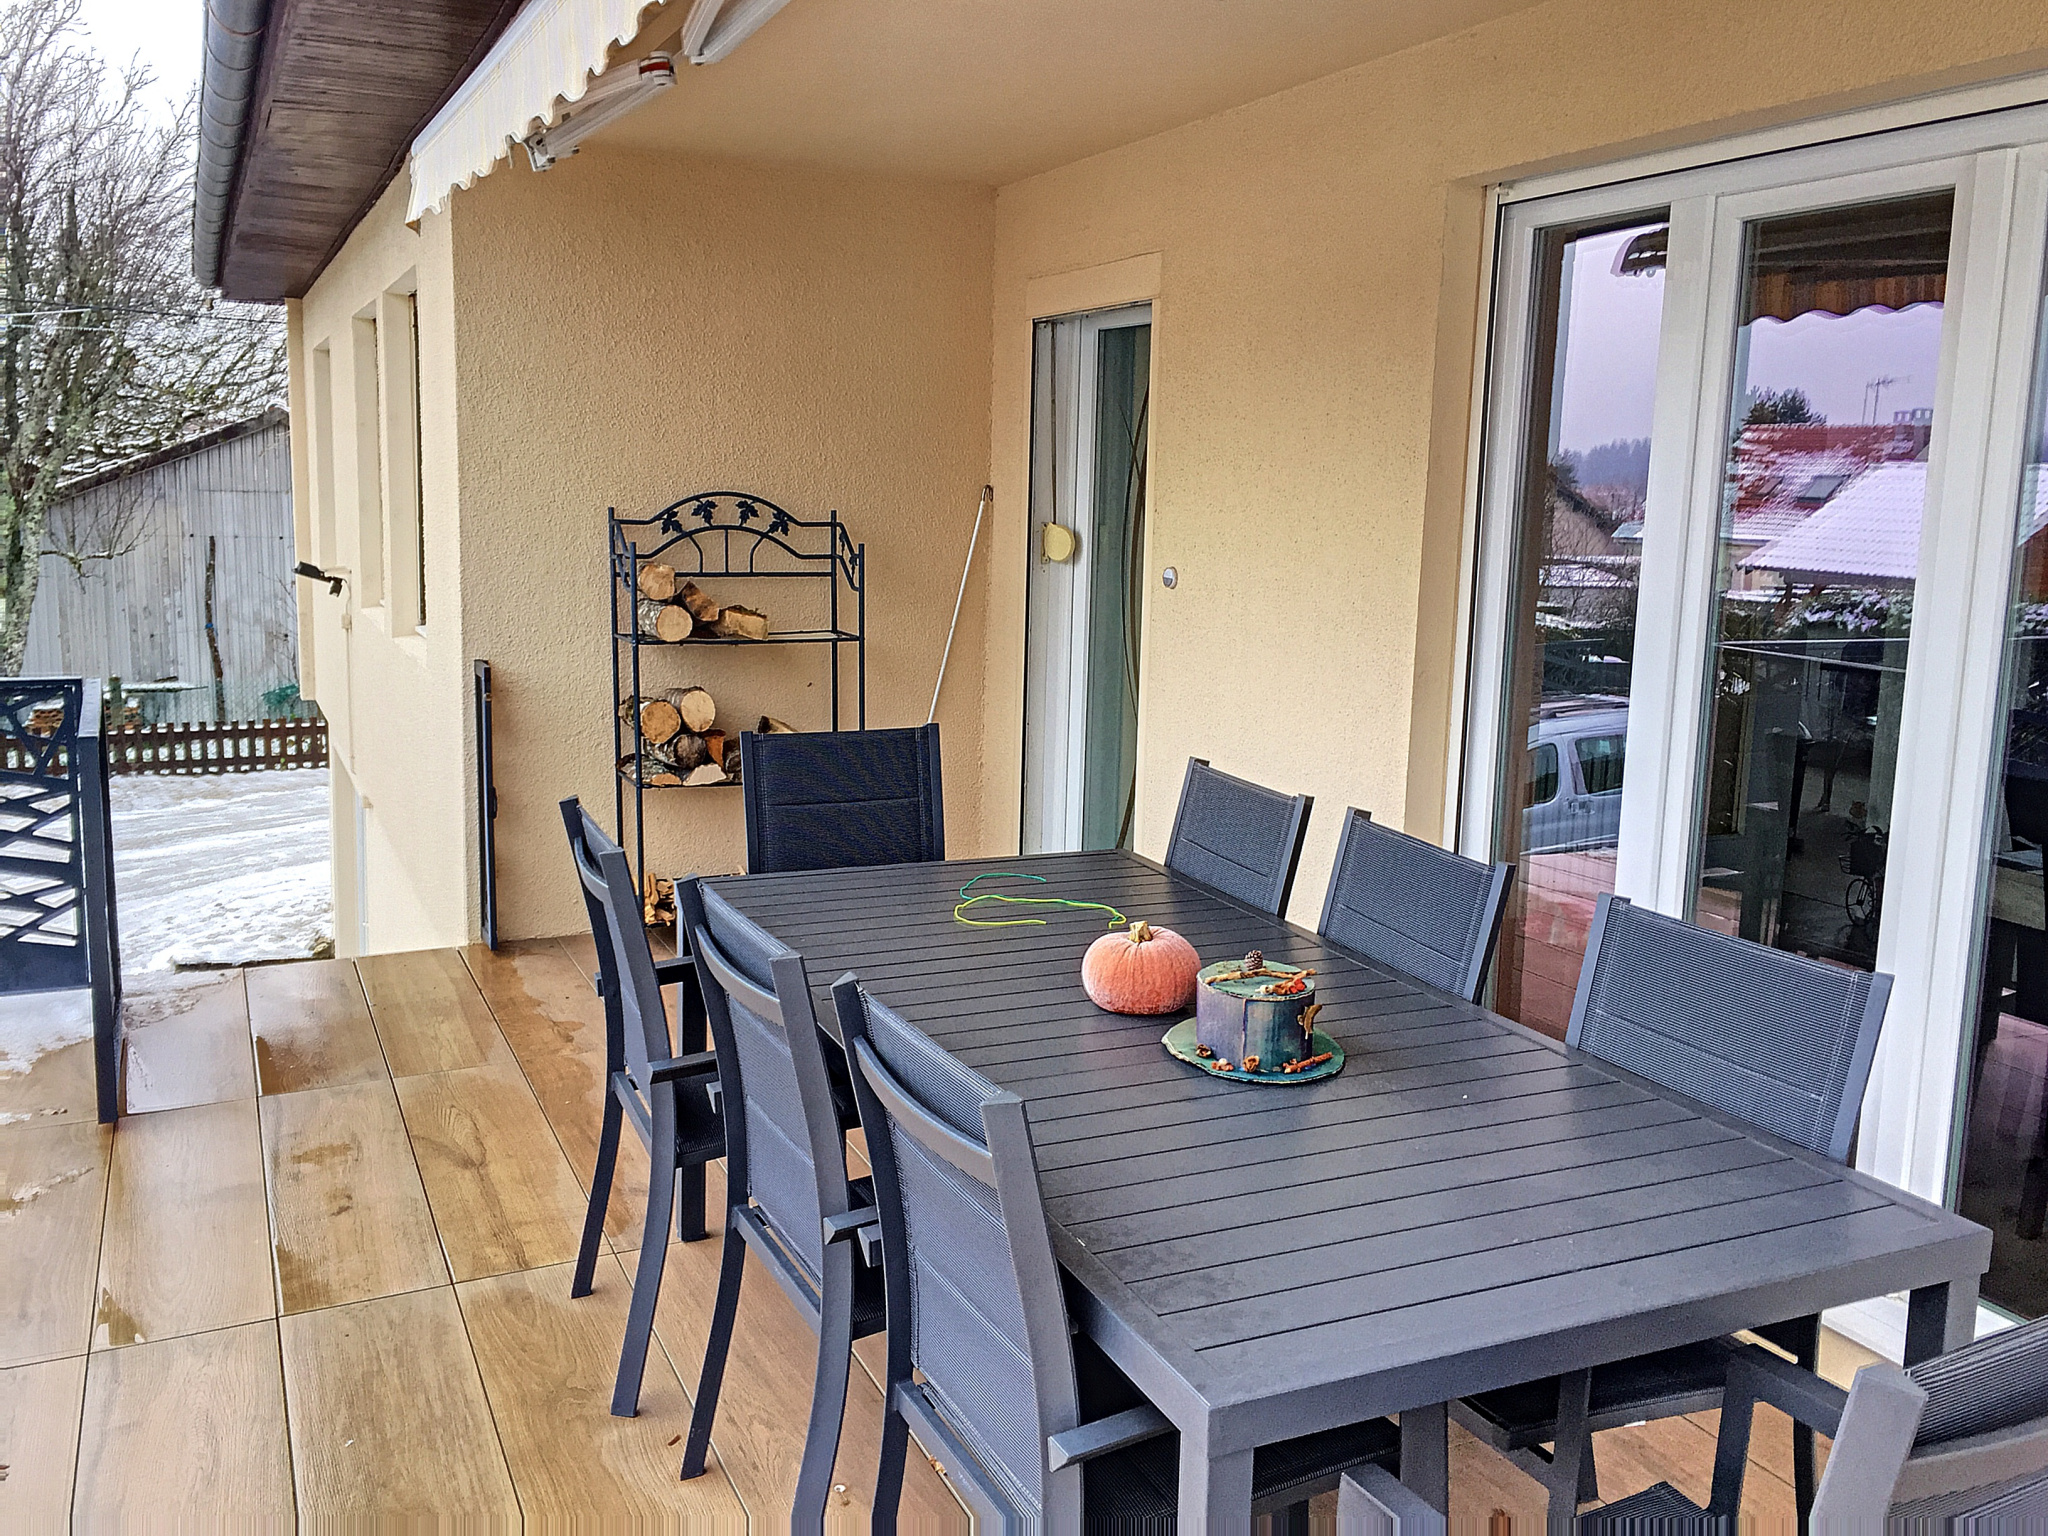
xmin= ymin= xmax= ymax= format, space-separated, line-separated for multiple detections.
xmin=407 ymin=0 xmax=667 ymax=223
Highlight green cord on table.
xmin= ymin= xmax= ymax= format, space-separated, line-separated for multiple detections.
xmin=954 ymin=871 xmax=1128 ymax=930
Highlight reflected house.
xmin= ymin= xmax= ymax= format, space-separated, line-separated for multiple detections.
xmin=1725 ymin=421 xmax=1931 ymax=592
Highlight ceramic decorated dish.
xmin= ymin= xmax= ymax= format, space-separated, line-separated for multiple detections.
xmin=1161 ymin=1017 xmax=1344 ymax=1084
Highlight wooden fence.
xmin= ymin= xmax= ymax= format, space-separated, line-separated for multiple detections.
xmin=102 ymin=718 xmax=328 ymax=775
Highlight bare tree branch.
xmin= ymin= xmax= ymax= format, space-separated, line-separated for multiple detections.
xmin=0 ymin=1 xmax=284 ymax=671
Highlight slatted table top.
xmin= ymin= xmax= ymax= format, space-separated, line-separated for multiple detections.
xmin=708 ymin=849 xmax=1991 ymax=1451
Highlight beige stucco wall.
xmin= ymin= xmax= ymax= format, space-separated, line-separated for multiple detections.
xmin=978 ymin=0 xmax=2048 ymax=926
xmin=443 ymin=151 xmax=995 ymax=943
xmin=291 ymin=177 xmax=468 ymax=954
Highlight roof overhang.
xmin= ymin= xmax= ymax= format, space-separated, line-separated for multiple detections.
xmin=196 ymin=0 xmax=524 ymax=301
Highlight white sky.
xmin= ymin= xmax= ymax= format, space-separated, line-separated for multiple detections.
xmin=75 ymin=0 xmax=201 ymax=124
xmin=1553 ymin=224 xmax=1946 ymax=453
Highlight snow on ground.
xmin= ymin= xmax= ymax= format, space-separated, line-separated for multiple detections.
xmin=113 ymin=768 xmax=334 ymax=973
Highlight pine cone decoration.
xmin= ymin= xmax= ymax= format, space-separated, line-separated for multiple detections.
xmin=1243 ymin=950 xmax=1264 ymax=972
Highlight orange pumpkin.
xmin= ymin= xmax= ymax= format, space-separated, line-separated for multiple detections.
xmin=1081 ymin=921 xmax=1200 ymax=1014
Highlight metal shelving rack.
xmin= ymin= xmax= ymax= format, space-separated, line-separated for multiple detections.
xmin=609 ymin=491 xmax=865 ymax=885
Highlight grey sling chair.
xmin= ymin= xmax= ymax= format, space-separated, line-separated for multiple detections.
xmin=558 ymin=798 xmax=725 ymax=1417
xmin=675 ymin=876 xmax=886 ymax=1531
xmin=1317 ymin=808 xmax=1514 ymax=1002
xmin=1451 ymin=894 xmax=1893 ymax=1531
xmin=1165 ymin=757 xmax=1314 ymax=916
xmin=1580 ymin=1312 xmax=2048 ymax=1533
xmin=831 ymin=976 xmax=1406 ymax=1531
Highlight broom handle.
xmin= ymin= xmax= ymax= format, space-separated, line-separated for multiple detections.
xmin=928 ymin=485 xmax=992 ymax=725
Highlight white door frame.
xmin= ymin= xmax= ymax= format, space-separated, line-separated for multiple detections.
xmin=1022 ymin=302 xmax=1152 ymax=855
xmin=1462 ymin=107 xmax=2048 ymax=1346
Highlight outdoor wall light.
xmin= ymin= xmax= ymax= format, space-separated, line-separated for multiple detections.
xmin=293 ymin=561 xmax=348 ymax=597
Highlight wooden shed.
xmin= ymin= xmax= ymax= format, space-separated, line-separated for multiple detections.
xmin=23 ymin=409 xmax=300 ymax=724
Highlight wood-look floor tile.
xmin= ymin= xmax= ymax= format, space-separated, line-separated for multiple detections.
xmin=74 ymin=1321 xmax=292 ymax=1526
xmin=458 ymin=1258 xmax=748 ymax=1523
xmin=94 ymin=1098 xmax=273 ymax=1348
xmin=463 ymin=940 xmax=653 ymax=1249
xmin=248 ymin=957 xmax=386 ymax=1095
xmin=395 ymin=1057 xmax=588 ymax=1280
xmin=0 ymin=1354 xmax=85 ymax=1522
xmin=638 ymin=1163 xmax=967 ymax=1530
xmin=281 ymin=1286 xmax=519 ymax=1521
xmin=262 ymin=1079 xmax=446 ymax=1312
xmin=359 ymin=948 xmax=508 ymax=1078
xmin=0 ymin=991 xmax=98 ymax=1133
xmin=0 ymin=1120 xmax=109 ymax=1366
xmin=119 ymin=970 xmax=254 ymax=1113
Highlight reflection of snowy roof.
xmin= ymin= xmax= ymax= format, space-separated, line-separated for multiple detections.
xmin=1729 ymin=506 xmax=1814 ymax=545
xmin=1741 ymin=462 xmax=1925 ymax=582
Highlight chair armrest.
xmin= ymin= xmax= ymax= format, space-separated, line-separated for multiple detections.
xmin=654 ymin=955 xmax=695 ymax=985
xmin=1725 ymin=1343 xmax=1849 ymax=1435
xmin=821 ymin=1205 xmax=883 ymax=1268
xmin=646 ymin=1051 xmax=719 ymax=1084
xmin=1046 ymin=1404 xmax=1174 ymax=1472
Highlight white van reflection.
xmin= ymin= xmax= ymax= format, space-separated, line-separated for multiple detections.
xmin=1523 ymin=697 xmax=1628 ymax=856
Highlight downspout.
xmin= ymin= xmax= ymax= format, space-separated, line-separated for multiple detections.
xmin=193 ymin=0 xmax=270 ymax=288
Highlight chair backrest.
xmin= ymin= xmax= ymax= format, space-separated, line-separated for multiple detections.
xmin=1567 ymin=895 xmax=1890 ymax=1163
xmin=831 ymin=980 xmax=1084 ymax=1526
xmin=1819 ymin=1316 xmax=2048 ymax=1525
xmin=1164 ymin=758 xmax=1313 ymax=916
xmin=1317 ymin=809 xmax=1512 ymax=1002
xmin=679 ymin=879 xmax=857 ymax=1277
xmin=739 ymin=725 xmax=944 ymax=875
xmin=559 ymin=797 xmax=671 ymax=1090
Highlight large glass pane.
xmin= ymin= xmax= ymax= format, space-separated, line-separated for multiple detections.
xmin=1491 ymin=218 xmax=1667 ymax=1037
xmin=1957 ymin=255 xmax=2048 ymax=1318
xmin=1689 ymin=192 xmax=1952 ymax=970
xmin=1082 ymin=324 xmax=1150 ymax=850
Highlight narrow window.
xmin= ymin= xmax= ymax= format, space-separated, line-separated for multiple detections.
xmin=350 ymin=314 xmax=384 ymax=606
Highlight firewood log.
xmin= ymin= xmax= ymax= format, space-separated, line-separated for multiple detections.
xmin=683 ymin=763 xmax=728 ymax=787
xmin=712 ymin=605 xmax=769 ymax=641
xmin=758 ymin=715 xmax=797 ymax=734
xmin=667 ymin=685 xmax=716 ymax=734
xmin=636 ymin=562 xmax=678 ymax=602
xmin=669 ymin=731 xmax=711 ymax=773
xmin=646 ymin=771 xmax=683 ymax=788
xmin=723 ymin=743 xmax=743 ymax=777
xmin=638 ymin=698 xmax=682 ymax=745
xmin=701 ymin=729 xmax=727 ymax=766
xmin=644 ymin=873 xmax=676 ymax=926
xmin=677 ymin=581 xmax=722 ymax=624
xmin=636 ymin=598 xmax=691 ymax=643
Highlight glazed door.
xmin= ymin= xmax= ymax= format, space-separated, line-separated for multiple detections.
xmin=1022 ymin=305 xmax=1152 ymax=854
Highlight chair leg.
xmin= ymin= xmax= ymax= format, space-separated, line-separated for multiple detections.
xmin=1786 ymin=1314 xmax=1821 ymax=1535
xmin=1547 ymin=1368 xmax=1594 ymax=1534
xmin=572 ymin=1087 xmax=625 ymax=1300
xmin=611 ymin=1115 xmax=677 ymax=1418
xmin=872 ymin=1392 xmax=910 ymax=1536
xmin=1272 ymin=1500 xmax=1312 ymax=1535
xmin=793 ymin=1247 xmax=858 ymax=1535
xmin=676 ymin=1157 xmax=707 ymax=1243
xmin=681 ymin=1224 xmax=748 ymax=1480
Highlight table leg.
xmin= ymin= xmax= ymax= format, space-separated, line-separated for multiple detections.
xmin=1904 ymin=1276 xmax=1981 ymax=1365
xmin=1399 ymin=1402 xmax=1449 ymax=1515
xmin=1177 ymin=1436 xmax=1254 ymax=1535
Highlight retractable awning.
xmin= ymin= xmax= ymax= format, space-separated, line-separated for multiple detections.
xmin=407 ymin=0 xmax=665 ymax=223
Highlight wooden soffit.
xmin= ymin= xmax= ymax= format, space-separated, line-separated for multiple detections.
xmin=216 ymin=0 xmax=522 ymax=302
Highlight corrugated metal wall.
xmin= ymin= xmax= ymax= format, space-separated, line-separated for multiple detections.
xmin=22 ymin=421 xmax=301 ymax=724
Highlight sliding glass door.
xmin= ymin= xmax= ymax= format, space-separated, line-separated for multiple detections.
xmin=1468 ymin=112 xmax=2048 ymax=1321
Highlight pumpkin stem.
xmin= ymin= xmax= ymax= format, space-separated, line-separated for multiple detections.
xmin=1129 ymin=921 xmax=1154 ymax=943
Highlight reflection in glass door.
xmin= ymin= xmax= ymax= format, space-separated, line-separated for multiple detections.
xmin=1488 ymin=219 xmax=1667 ymax=1038
xmin=1022 ymin=307 xmax=1151 ymax=854
xmin=1688 ymin=192 xmax=1952 ymax=972
xmin=1959 ymin=251 xmax=2048 ymax=1318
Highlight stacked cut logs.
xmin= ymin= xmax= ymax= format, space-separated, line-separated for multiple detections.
xmin=632 ymin=564 xmax=772 ymax=643
xmin=620 ymin=684 xmax=753 ymax=785
xmin=644 ymin=873 xmax=677 ymax=927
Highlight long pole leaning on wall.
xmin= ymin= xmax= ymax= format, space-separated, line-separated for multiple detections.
xmin=928 ymin=486 xmax=992 ymax=725
xmin=474 ymin=660 xmax=499 ymax=950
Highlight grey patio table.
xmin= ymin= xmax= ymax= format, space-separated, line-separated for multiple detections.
xmin=708 ymin=848 xmax=1992 ymax=1531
